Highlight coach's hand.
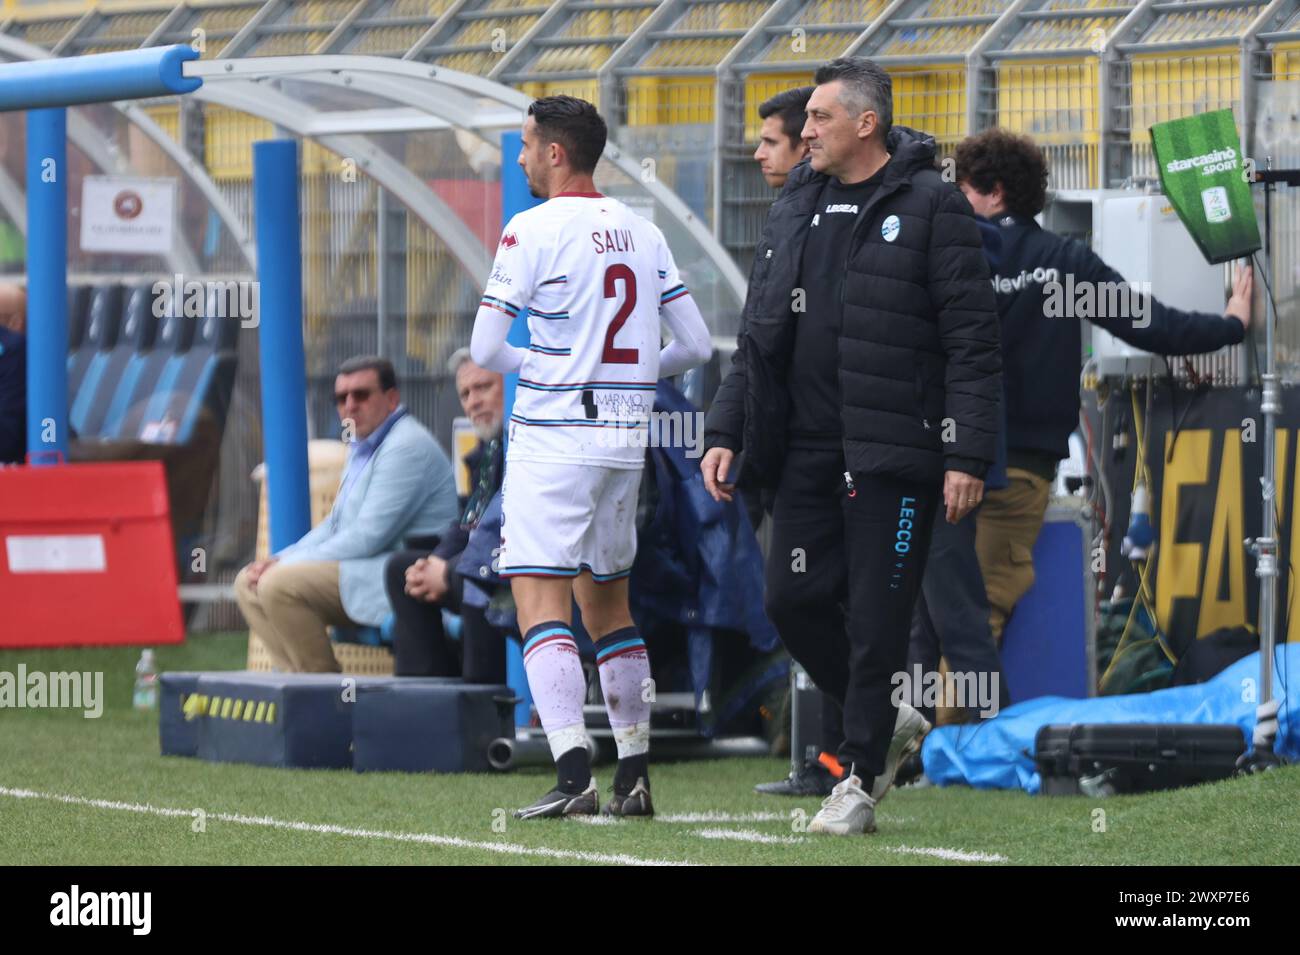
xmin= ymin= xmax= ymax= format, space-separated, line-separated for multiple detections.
xmin=405 ymin=555 xmax=448 ymax=603
xmin=701 ymin=447 xmax=736 ymax=503
xmin=944 ymin=470 xmax=984 ymax=524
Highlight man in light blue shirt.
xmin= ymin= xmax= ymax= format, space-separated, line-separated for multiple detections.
xmin=235 ymin=356 xmax=457 ymax=672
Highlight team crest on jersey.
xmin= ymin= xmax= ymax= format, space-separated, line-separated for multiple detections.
xmin=881 ymin=215 xmax=901 ymax=242
xmin=500 ymin=231 xmax=519 ymax=249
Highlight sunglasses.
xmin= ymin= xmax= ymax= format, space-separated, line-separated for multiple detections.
xmin=335 ymin=387 xmax=376 ymax=405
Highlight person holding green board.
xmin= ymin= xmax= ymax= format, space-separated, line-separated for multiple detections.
xmin=952 ymin=127 xmax=1252 ymax=652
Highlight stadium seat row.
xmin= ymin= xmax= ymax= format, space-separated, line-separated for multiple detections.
xmin=66 ymin=282 xmax=239 ymax=445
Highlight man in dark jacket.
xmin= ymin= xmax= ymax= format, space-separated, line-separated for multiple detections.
xmin=0 ymin=283 xmax=25 ymax=465
xmin=953 ymin=128 xmax=1252 ymax=645
xmin=751 ymin=83 xmax=854 ymax=796
xmin=0 ymin=324 xmax=24 ymax=465
xmin=384 ymin=349 xmax=504 ymax=676
xmin=701 ymin=57 xmax=1002 ymax=835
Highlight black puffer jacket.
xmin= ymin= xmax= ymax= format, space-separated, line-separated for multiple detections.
xmin=704 ymin=126 xmax=1002 ymax=489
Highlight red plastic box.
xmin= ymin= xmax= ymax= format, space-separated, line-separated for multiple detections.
xmin=0 ymin=461 xmax=183 ymax=646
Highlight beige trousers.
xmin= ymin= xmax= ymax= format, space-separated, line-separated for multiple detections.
xmin=975 ymin=467 xmax=1053 ymax=645
xmin=234 ymin=561 xmax=348 ymax=673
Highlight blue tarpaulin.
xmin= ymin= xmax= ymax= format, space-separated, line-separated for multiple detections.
xmin=923 ymin=645 xmax=1300 ymax=793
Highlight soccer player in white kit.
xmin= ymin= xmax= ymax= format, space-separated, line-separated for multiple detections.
xmin=470 ymin=96 xmax=712 ymax=818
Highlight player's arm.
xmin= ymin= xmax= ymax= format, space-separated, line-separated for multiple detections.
xmin=470 ymin=301 xmax=527 ymax=373
xmin=658 ymin=288 xmax=712 ymax=378
xmin=470 ymin=217 xmax=539 ymax=374
xmin=654 ymin=233 xmax=712 ymax=378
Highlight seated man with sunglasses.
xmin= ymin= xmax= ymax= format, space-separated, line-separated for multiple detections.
xmin=235 ymin=356 xmax=458 ymax=672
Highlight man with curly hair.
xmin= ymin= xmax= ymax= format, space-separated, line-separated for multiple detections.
xmin=952 ymin=128 xmax=1254 ymax=644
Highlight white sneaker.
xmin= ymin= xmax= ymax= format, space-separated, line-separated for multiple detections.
xmin=871 ymin=702 xmax=932 ymax=803
xmin=808 ymin=774 xmax=876 ymax=835
xmin=807 ymin=703 xmax=932 ymax=835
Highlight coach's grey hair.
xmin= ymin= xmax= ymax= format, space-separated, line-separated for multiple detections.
xmin=814 ymin=57 xmax=893 ymax=138
xmin=447 ymin=346 xmax=474 ymax=377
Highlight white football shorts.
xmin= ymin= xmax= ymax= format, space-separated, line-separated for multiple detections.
xmin=499 ymin=457 xmax=641 ymax=581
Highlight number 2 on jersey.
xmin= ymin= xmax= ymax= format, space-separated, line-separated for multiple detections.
xmin=602 ymin=263 xmax=638 ymax=364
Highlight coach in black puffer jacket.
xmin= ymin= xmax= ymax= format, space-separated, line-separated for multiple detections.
xmin=703 ymin=127 xmax=1001 ymax=490
xmin=700 ymin=58 xmax=1002 ymax=835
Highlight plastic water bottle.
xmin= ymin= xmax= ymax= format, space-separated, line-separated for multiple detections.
xmin=133 ymin=649 xmax=158 ymax=711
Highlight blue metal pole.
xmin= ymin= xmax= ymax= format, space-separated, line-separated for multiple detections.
xmin=498 ymin=130 xmax=542 ymax=726
xmin=252 ymin=139 xmax=311 ymax=553
xmin=25 ymin=108 xmax=67 ymax=465
xmin=0 ymin=46 xmax=201 ymax=113
xmin=499 ymin=130 xmax=542 ymax=453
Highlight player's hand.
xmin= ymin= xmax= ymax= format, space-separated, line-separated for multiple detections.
xmin=245 ymin=558 xmax=278 ymax=592
xmin=943 ymin=470 xmax=984 ymax=524
xmin=1225 ymin=262 xmax=1253 ymax=331
xmin=701 ymin=447 xmax=736 ymax=503
xmin=405 ymin=555 xmax=448 ymax=603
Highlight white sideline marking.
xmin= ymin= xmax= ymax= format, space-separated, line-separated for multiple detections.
xmin=696 ymin=827 xmax=805 ymax=845
xmin=660 ymin=810 xmax=916 ymax=825
xmin=886 ymin=845 xmax=1007 ymax=863
xmin=657 ymin=811 xmax=789 ymax=823
xmin=0 ymin=786 xmax=693 ymax=867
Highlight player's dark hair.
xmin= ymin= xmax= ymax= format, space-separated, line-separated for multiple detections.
xmin=954 ymin=128 xmax=1050 ymax=218
xmin=338 ymin=355 xmax=397 ymax=392
xmin=527 ymin=95 xmax=607 ymax=175
xmin=814 ymin=57 xmax=892 ymax=137
xmin=758 ymin=86 xmax=815 ymax=149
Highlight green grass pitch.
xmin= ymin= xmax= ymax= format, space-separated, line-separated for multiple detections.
xmin=2 ymin=634 xmax=1297 ymax=866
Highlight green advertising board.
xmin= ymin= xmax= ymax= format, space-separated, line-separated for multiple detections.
xmin=1150 ymin=108 xmax=1261 ymax=264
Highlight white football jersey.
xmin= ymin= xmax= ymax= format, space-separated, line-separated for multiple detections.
xmin=480 ymin=193 xmax=688 ymax=469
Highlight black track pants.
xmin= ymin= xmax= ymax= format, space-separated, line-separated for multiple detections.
xmin=763 ymin=447 xmax=939 ymax=780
